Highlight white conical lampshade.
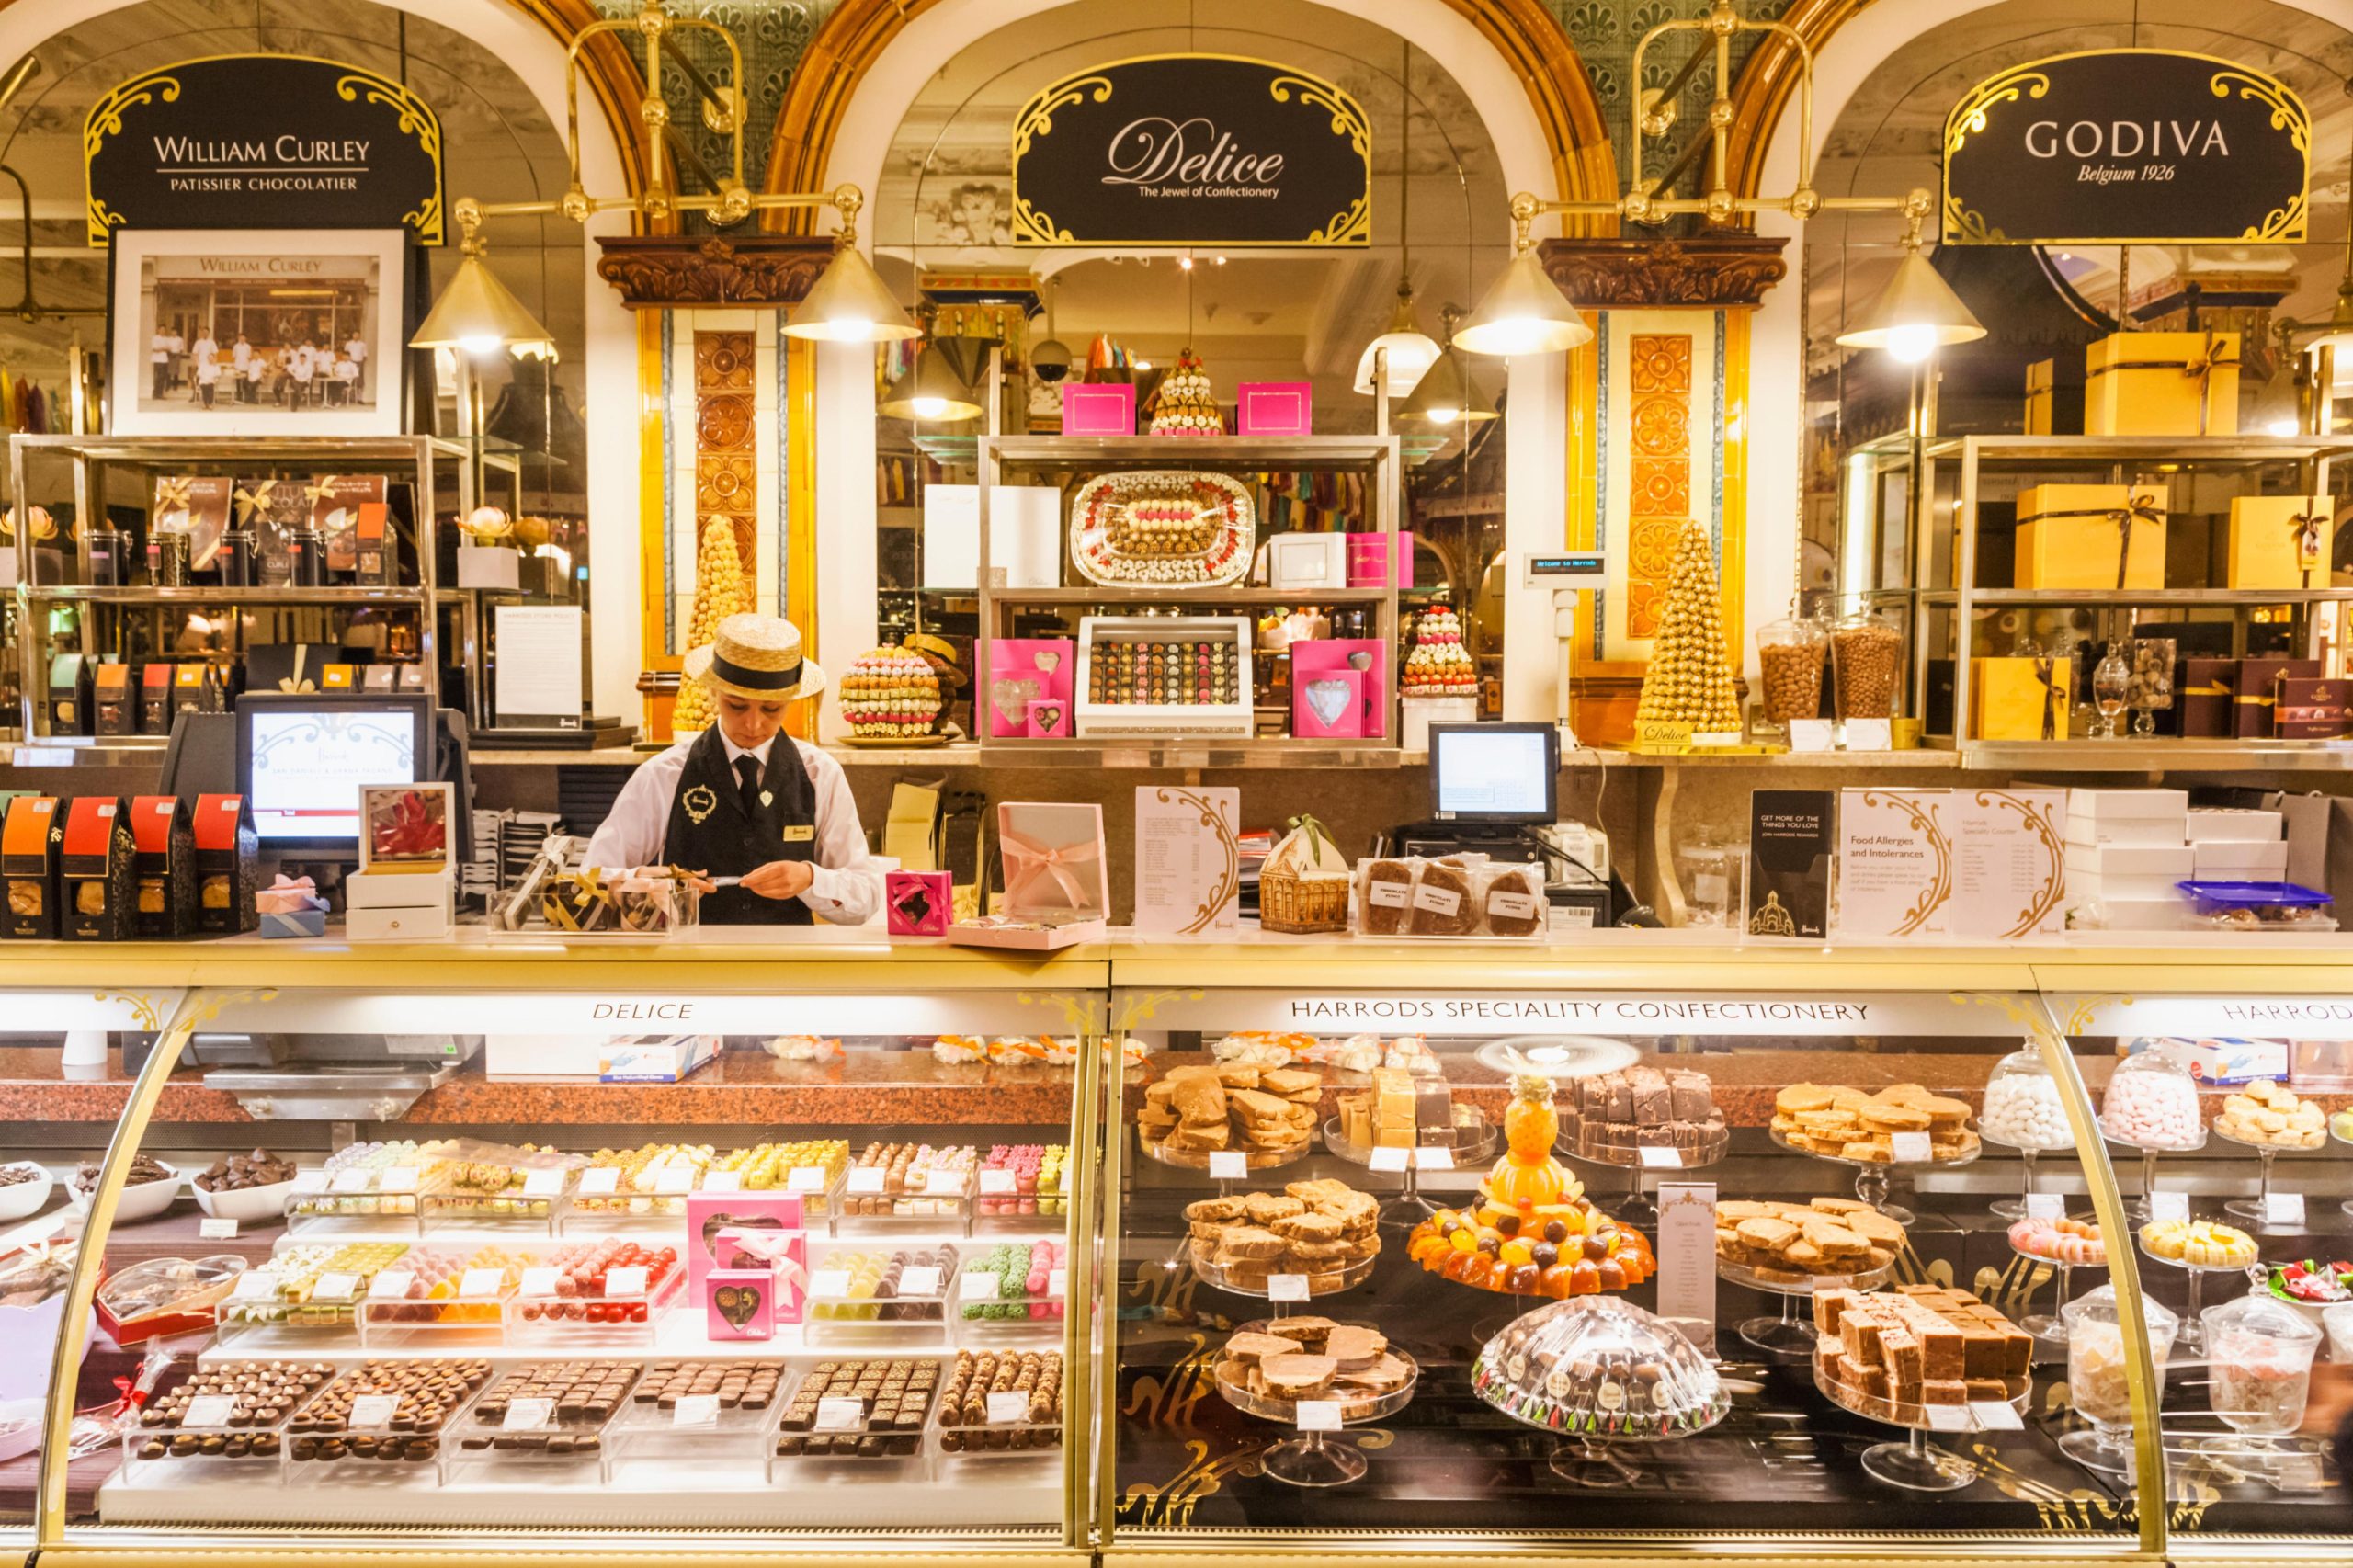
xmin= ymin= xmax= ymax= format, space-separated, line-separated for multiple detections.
xmin=786 ymin=241 xmax=920 ymax=344
xmin=1455 ymin=248 xmax=1592 ymax=357
xmin=1834 ymin=249 xmax=1985 ymax=361
xmin=1353 ymin=280 xmax=1439 ymax=396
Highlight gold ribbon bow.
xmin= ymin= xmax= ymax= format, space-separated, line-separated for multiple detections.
xmin=2178 ymin=328 xmax=2229 ymax=434
xmin=2031 ymin=657 xmax=2062 ymax=741
xmin=153 ymin=477 xmax=194 ymax=517
xmin=2105 ymin=494 xmax=2163 ymax=590
xmin=232 ymin=480 xmax=278 ymax=523
xmin=2290 ymin=508 xmax=2326 ymax=589
xmin=301 ymin=476 xmax=336 ymax=511
xmin=277 ymin=646 xmax=314 ymax=694
xmin=542 ymin=866 xmax=612 ymax=931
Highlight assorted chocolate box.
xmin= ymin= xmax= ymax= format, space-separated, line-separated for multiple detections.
xmin=194 ymin=793 xmax=259 ymax=935
xmin=2 ymin=795 xmax=62 ymax=939
xmin=131 ymin=795 xmax=198 ymax=937
xmin=63 ymin=796 xmax=137 ymax=940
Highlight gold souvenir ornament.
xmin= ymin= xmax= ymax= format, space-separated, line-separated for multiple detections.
xmin=682 ymin=785 xmax=719 ymax=825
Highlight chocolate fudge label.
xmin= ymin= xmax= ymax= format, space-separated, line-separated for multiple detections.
xmin=1410 ymin=883 xmax=1461 ymax=917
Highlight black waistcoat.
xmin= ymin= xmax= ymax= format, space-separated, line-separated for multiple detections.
xmin=661 ymin=726 xmax=816 ymax=926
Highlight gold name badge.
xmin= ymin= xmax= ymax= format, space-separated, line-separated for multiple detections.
xmin=781 ymin=824 xmax=814 ymax=843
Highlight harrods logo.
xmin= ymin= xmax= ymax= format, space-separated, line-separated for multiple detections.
xmin=1943 ymin=48 xmax=2307 ymax=244
xmin=85 ymin=54 xmax=443 ymax=244
xmin=1012 ymin=55 xmax=1370 ymax=246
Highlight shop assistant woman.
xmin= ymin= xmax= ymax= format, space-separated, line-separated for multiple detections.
xmin=585 ymin=613 xmax=880 ymax=926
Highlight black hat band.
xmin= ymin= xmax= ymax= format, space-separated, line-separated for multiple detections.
xmin=713 ymin=652 xmax=801 ymax=692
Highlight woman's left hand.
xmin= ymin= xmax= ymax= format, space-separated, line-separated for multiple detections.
xmin=740 ymin=859 xmax=815 ymax=900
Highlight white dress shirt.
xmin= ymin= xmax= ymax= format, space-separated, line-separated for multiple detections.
xmin=583 ymin=732 xmax=881 ymax=926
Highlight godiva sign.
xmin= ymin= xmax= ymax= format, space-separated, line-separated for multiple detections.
xmin=1942 ymin=48 xmax=2308 ymax=244
xmin=85 ymin=54 xmax=444 ymax=244
xmin=1011 ymin=54 xmax=1370 ymax=246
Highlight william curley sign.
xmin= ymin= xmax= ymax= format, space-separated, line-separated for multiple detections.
xmin=85 ymin=55 xmax=443 ymax=245
xmin=1943 ymin=49 xmax=2307 ymax=244
xmin=1012 ymin=54 xmax=1370 ymax=247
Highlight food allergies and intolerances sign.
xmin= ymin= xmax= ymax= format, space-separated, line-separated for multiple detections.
xmin=85 ymin=54 xmax=444 ymax=244
xmin=1012 ymin=54 xmax=1370 ymax=247
xmin=1942 ymin=48 xmax=2308 ymax=244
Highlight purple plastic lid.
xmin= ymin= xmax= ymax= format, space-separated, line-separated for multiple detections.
xmin=2173 ymin=880 xmax=2334 ymax=908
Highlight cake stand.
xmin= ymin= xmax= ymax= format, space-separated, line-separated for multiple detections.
xmin=1322 ymin=1112 xmax=1498 ymax=1231
xmin=2136 ymin=1233 xmax=2257 ymax=1354
xmin=1136 ymin=1131 xmax=1311 ymax=1181
xmin=1813 ymin=1341 xmax=2032 ymax=1491
xmin=2009 ymin=1233 xmax=2107 ymax=1344
xmin=1213 ymin=1343 xmax=1418 ymax=1486
xmin=1978 ymin=1131 xmax=2073 ymax=1221
xmin=2100 ymin=1122 xmax=2205 ymax=1224
xmin=1720 ymin=1255 xmax=1893 ymax=1358
xmin=1190 ymin=1246 xmax=1377 ymax=1315
xmin=1557 ymin=1123 xmax=1729 ymax=1224
xmin=2212 ymin=1124 xmax=2325 ymax=1225
xmin=1768 ymin=1129 xmax=1979 ymax=1227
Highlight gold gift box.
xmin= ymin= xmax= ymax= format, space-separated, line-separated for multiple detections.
xmin=2015 ymin=483 xmax=2166 ymax=589
xmin=2224 ymin=494 xmax=2329 ymax=590
xmin=2024 ymin=358 xmax=2054 ymax=436
xmin=2085 ymin=329 xmax=2239 ymax=437
xmin=1972 ymin=657 xmax=2074 ymax=741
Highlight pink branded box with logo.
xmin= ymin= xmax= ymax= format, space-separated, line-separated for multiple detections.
xmin=1237 ymin=382 xmax=1313 ymax=437
xmin=1290 ymin=638 xmax=1390 ymax=738
xmin=686 ymin=1189 xmax=802 ymax=1305
xmin=1346 ymin=531 xmax=1415 ymax=588
xmin=987 ymin=638 xmax=1074 ymax=736
xmin=1061 ymin=383 xmax=1136 ymax=437
xmin=706 ymin=1225 xmax=806 ymax=1334
xmin=885 ymin=869 xmax=952 ymax=936
xmin=948 ymin=802 xmax=1108 ymax=950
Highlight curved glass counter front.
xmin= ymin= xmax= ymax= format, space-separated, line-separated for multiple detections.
xmin=1099 ymin=948 xmax=2155 ymax=1557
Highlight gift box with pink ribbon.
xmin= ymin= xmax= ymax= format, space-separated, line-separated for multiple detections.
xmin=949 ymin=802 xmax=1109 ymax=950
xmin=255 ymin=873 xmax=327 ymax=938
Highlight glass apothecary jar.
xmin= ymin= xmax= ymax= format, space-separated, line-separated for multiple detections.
xmin=2200 ymin=1290 xmax=2322 ymax=1462
xmin=2059 ymin=1285 xmax=2177 ymax=1476
xmin=1830 ymin=611 xmax=1902 ymax=721
xmin=1755 ymin=616 xmax=1828 ymax=727
xmin=1981 ymin=1046 xmax=2071 ymax=1218
xmin=1674 ymin=829 xmax=1737 ymax=929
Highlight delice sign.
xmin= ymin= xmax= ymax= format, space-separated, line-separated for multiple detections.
xmin=85 ymin=55 xmax=444 ymax=244
xmin=1012 ymin=54 xmax=1370 ymax=247
xmin=1943 ymin=49 xmax=2308 ymax=244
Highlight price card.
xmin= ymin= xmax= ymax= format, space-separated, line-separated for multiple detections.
xmin=788 ymin=1165 xmax=830 ymax=1193
xmin=348 ymin=1394 xmax=401 ymax=1431
xmin=901 ymin=1266 xmax=942 ymax=1297
xmin=578 ymin=1167 xmax=620 ymax=1196
xmin=1207 ymin=1151 xmax=1248 ymax=1181
xmin=1638 ymin=1146 xmax=1683 ymax=1169
xmin=2148 ymin=1190 xmax=2190 ymax=1222
xmin=311 ymin=1271 xmax=360 ymax=1302
xmin=378 ymin=1166 xmax=418 ymax=1195
xmin=522 ymin=1168 xmax=565 ymax=1198
xmin=1415 ymin=1146 xmax=1455 ymax=1172
xmin=673 ymin=1393 xmax=719 ymax=1429
xmin=923 ymin=1168 xmax=965 ymax=1197
xmin=1788 ymin=718 xmax=1835 ymax=754
xmin=230 ymin=1271 xmax=276 ymax=1302
xmin=606 ymin=1265 xmax=649 ymax=1298
xmin=519 ymin=1267 xmax=561 ymax=1298
xmin=2265 ymin=1191 xmax=2306 ymax=1226
xmin=369 ymin=1270 xmax=415 ymax=1301
xmin=1889 ymin=1132 xmax=1933 ymax=1164
xmin=291 ymin=1171 xmax=329 ymax=1195
xmin=460 ymin=1267 xmax=506 ymax=1299
xmin=503 ymin=1397 xmax=553 ymax=1431
xmin=701 ymin=1170 xmax=743 ymax=1193
xmin=1366 ymin=1146 xmax=1410 ymax=1174
xmin=654 ymin=1165 xmax=695 ymax=1196
xmin=847 ymin=1167 xmax=887 ymax=1196
xmin=1970 ymin=1400 xmax=2025 ymax=1431
xmin=329 ymin=1169 xmax=373 ymax=1195
xmin=961 ymin=1272 xmax=1002 ymax=1301
xmin=198 ymin=1217 xmax=239 ymax=1240
xmin=2024 ymin=1192 xmax=2065 ymax=1221
xmin=814 ymin=1397 xmax=864 ymax=1432
xmin=180 ymin=1394 xmax=236 ymax=1428
xmin=986 ymin=1391 xmax=1029 ymax=1426
xmin=1924 ymin=1403 xmax=1972 ymax=1431
xmin=1267 ymin=1274 xmax=1310 ymax=1302
xmin=1845 ymin=717 xmax=1893 ymax=752
xmin=1294 ymin=1400 xmax=1342 ymax=1432
xmin=810 ymin=1268 xmax=852 ymax=1299
xmin=979 ymin=1170 xmax=1017 ymax=1196
xmin=1048 ymin=1267 xmax=1068 ymax=1299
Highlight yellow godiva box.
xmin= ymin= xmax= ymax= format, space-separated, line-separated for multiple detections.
xmin=2024 ymin=358 xmax=2054 ymax=436
xmin=2085 ymin=329 xmax=2239 ymax=437
xmin=1972 ymin=657 xmax=2074 ymax=741
xmin=2224 ymin=494 xmax=2330 ymax=590
xmin=2014 ymin=483 xmax=2166 ymax=590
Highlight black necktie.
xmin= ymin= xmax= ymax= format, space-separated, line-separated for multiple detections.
xmin=734 ymin=753 xmax=763 ymax=816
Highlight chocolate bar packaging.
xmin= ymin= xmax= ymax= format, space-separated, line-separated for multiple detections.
xmin=2234 ymin=655 xmax=2323 ymax=738
xmin=309 ymin=474 xmax=385 ymax=576
xmin=193 ymin=793 xmax=259 ymax=934
xmin=48 ymin=653 xmax=89 ymax=735
xmin=172 ymin=662 xmax=222 ymax=717
xmin=2 ymin=795 xmax=62 ymax=939
xmin=232 ymin=477 xmax=313 ymax=585
xmin=153 ymin=476 xmax=233 ymax=574
xmin=2178 ymin=657 xmax=2236 ymax=738
xmin=62 ymin=796 xmax=136 ymax=941
xmin=131 ymin=795 xmax=196 ymax=937
xmin=361 ymin=664 xmax=396 ymax=694
xmin=139 ymin=664 xmax=174 ymax=734
xmin=352 ymin=502 xmax=392 ymax=586
xmin=93 ymin=663 xmax=134 ymax=736
xmin=2275 ymin=676 xmax=2350 ymax=740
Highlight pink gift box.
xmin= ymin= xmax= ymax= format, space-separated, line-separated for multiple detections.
xmin=1026 ymin=696 xmax=1070 ymax=737
xmin=1237 ymin=381 xmax=1312 ymax=437
xmin=1292 ymin=666 xmax=1365 ymax=737
xmin=711 ymin=1224 xmax=806 ymax=1326
xmin=687 ymin=1190 xmax=802 ymax=1303
xmin=1061 ymin=383 xmax=1136 ymax=437
xmin=1291 ymin=638 xmax=1390 ymax=739
xmin=987 ymin=638 xmax=1074 ymax=737
xmin=886 ymin=869 xmax=951 ymax=936
xmin=949 ymin=801 xmax=1108 ymax=950
xmin=1346 ymin=531 xmax=1415 ymax=588
xmin=706 ymin=1268 xmax=778 ymax=1339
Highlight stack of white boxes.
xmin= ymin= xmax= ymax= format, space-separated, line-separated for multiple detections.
xmin=2186 ymin=807 xmax=2288 ymax=881
xmin=347 ymin=866 xmax=456 ymax=939
xmin=2063 ymin=790 xmax=2290 ymax=931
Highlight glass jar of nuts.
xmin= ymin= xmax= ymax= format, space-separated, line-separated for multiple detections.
xmin=1755 ymin=616 xmax=1829 ymax=730
xmin=2127 ymin=636 xmax=2176 ymax=737
xmin=1829 ymin=610 xmax=1903 ymax=722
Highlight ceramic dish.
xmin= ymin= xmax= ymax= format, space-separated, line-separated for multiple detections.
xmin=69 ymin=1162 xmax=180 ymax=1223
xmin=0 ymin=1163 xmax=53 ymax=1222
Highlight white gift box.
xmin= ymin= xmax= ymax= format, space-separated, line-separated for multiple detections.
xmin=2063 ymin=789 xmax=2188 ymax=846
xmin=2063 ymin=844 xmax=2192 ymax=898
xmin=1401 ymin=696 xmax=1478 ymax=752
xmin=2186 ymin=808 xmax=2283 ymax=844
xmin=346 ymin=903 xmax=453 ymax=941
xmin=949 ymin=802 xmax=1108 ymax=951
xmin=2192 ymin=840 xmax=2288 ymax=879
xmin=456 ymin=544 xmax=521 ymax=590
xmin=2081 ymin=893 xmax=2189 ymax=931
xmin=346 ymin=868 xmax=454 ymax=911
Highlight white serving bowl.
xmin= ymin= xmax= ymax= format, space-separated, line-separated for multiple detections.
xmin=0 ymin=1164 xmax=53 ymax=1222
xmin=191 ymin=1176 xmax=296 ymax=1224
xmin=67 ymin=1162 xmax=180 ymax=1224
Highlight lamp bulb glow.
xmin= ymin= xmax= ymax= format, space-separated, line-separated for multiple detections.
xmin=1883 ymin=324 xmax=1940 ymax=364
xmin=912 ymin=395 xmax=949 ymax=420
xmin=2268 ymin=418 xmax=2301 ymax=437
xmin=458 ymin=334 xmax=502 ymax=356
xmin=1427 ymin=406 xmax=1461 ymax=425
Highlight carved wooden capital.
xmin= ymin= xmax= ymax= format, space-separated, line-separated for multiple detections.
xmin=1536 ymin=235 xmax=1790 ymax=309
xmin=594 ymin=233 xmax=835 ymax=308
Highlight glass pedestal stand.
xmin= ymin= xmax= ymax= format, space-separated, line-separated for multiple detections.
xmin=2214 ymin=1126 xmax=2318 ymax=1225
xmin=2106 ymin=1131 xmax=2201 ymax=1223
xmin=1722 ymin=1256 xmax=1894 ymax=1358
xmin=2135 ymin=1244 xmax=2248 ymax=1354
xmin=1814 ymin=1344 xmax=2029 ymax=1492
xmin=1560 ymin=1131 xmax=1727 ymax=1226
xmin=1770 ymin=1130 xmax=1976 ymax=1228
xmin=2010 ymin=1244 xmax=2094 ymax=1343
xmin=1985 ymin=1142 xmax=2066 ymax=1221
xmin=1321 ymin=1113 xmax=1498 ymax=1233
xmin=1214 ymin=1347 xmax=1418 ymax=1488
xmin=2058 ymin=1420 xmax=2136 ymax=1478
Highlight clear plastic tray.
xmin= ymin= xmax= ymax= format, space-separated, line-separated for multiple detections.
xmin=444 ymin=1364 xmax=634 ymax=1483
xmin=506 ymin=1262 xmax=684 ymax=1348
xmin=950 ymin=1250 xmax=1067 ymax=1346
xmin=834 ymin=1165 xmax=976 ymax=1231
xmin=286 ymin=1170 xmax=424 ymax=1238
xmin=932 ymin=1416 xmax=1063 ymax=1465
xmin=804 ymin=1244 xmax=960 ymax=1345
xmin=765 ymin=1361 xmax=940 ymax=1482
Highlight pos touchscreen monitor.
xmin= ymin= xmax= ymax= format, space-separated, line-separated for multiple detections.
xmin=234 ymin=692 xmax=434 ymax=852
xmin=1428 ymin=722 xmax=1559 ymax=824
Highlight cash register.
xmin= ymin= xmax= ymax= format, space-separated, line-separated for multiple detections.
xmin=1381 ymin=722 xmax=1620 ymax=927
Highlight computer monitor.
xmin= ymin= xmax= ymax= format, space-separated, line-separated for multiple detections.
xmin=234 ymin=693 xmax=435 ymax=851
xmin=1428 ymin=722 xmax=1558 ymax=824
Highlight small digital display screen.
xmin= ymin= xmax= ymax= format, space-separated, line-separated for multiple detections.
xmin=1432 ymin=724 xmax=1556 ymax=822
xmin=245 ymin=704 xmax=419 ymax=843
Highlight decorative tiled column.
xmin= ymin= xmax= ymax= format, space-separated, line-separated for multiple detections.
xmin=694 ymin=329 xmax=758 ymax=580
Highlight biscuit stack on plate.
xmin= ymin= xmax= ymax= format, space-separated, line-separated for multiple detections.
xmin=1138 ymin=1062 xmax=1321 ymax=1165
xmin=1218 ymin=1318 xmax=1411 ymax=1413
xmin=1185 ymin=1181 xmax=1380 ymax=1290
xmin=1715 ymin=1198 xmax=1903 ymax=1282
xmin=1769 ymin=1083 xmax=1979 ymax=1163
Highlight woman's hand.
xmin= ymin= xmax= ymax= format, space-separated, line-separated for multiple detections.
xmin=740 ymin=859 xmax=815 ymax=900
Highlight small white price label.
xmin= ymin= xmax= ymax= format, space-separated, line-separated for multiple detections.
xmin=1970 ymin=1400 xmax=2025 ymax=1431
xmin=814 ymin=1397 xmax=864 ymax=1432
xmin=1787 ymin=718 xmax=1834 ymax=753
xmin=329 ymin=1169 xmax=373 ymax=1194
xmin=348 ymin=1394 xmax=401 ymax=1430
xmin=1294 ymin=1399 xmax=1342 ymax=1432
xmin=1889 ymin=1132 xmax=1933 ymax=1164
xmin=1208 ymin=1151 xmax=1248 ymax=1181
xmin=198 ymin=1217 xmax=239 ymax=1240
xmin=810 ymin=1269 xmax=853 ymax=1299
xmin=378 ymin=1166 xmax=418 ymax=1195
xmin=179 ymin=1394 xmax=236 ymax=1427
xmin=2265 ymin=1191 xmax=2306 ymax=1226
xmin=702 ymin=1170 xmax=743 ymax=1193
xmin=503 ymin=1397 xmax=553 ymax=1431
xmin=979 ymin=1170 xmax=1017 ymax=1195
xmin=901 ymin=1266 xmax=942 ymax=1296
xmin=1415 ymin=1146 xmax=1455 ymax=1172
xmin=369 ymin=1270 xmax=415 ymax=1301
xmin=606 ymin=1265 xmax=649 ymax=1298
xmin=924 ymin=1168 xmax=964 ymax=1197
xmin=311 ymin=1272 xmax=359 ymax=1302
xmin=1267 ymin=1274 xmax=1310 ymax=1302
xmin=654 ymin=1165 xmax=695 ymax=1196
xmin=460 ymin=1267 xmax=505 ymax=1299
xmin=522 ymin=1168 xmax=565 ymax=1198
xmin=292 ymin=1171 xmax=329 ymax=1195
xmin=788 ymin=1165 xmax=829 ymax=1192
xmin=230 ymin=1272 xmax=276 ymax=1301
xmin=2148 ymin=1190 xmax=2189 ymax=1222
xmin=2024 ymin=1192 xmax=2065 ymax=1221
xmin=1924 ymin=1403 xmax=1972 ymax=1431
xmin=1048 ymin=1267 xmax=1068 ymax=1299
xmin=847 ymin=1167 xmax=887 ymax=1196
xmin=578 ymin=1167 xmax=620 ymax=1196
xmin=961 ymin=1272 xmax=1002 ymax=1301
xmin=672 ymin=1393 xmax=719 ymax=1428
xmin=518 ymin=1267 xmax=561 ymax=1298
xmin=986 ymin=1391 xmax=1029 ymax=1426
xmin=1366 ymin=1146 xmax=1410 ymax=1174
xmin=1638 ymin=1146 xmax=1683 ymax=1169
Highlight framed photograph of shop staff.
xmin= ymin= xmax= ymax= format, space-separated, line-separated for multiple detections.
xmin=108 ymin=228 xmax=404 ymax=437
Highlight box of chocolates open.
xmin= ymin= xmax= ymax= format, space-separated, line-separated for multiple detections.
xmin=806 ymin=1244 xmax=960 ymax=1345
xmin=1075 ymin=615 xmax=1254 ymax=738
xmin=281 ymin=1358 xmax=494 ymax=1483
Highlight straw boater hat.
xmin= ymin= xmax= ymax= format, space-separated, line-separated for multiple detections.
xmin=683 ymin=613 xmax=828 ymax=703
